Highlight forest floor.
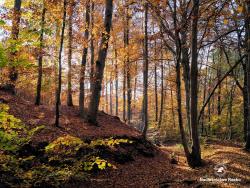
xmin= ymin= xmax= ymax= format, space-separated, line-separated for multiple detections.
xmin=0 ymin=90 xmax=249 ymax=188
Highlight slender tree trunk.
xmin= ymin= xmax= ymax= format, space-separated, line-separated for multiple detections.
xmin=55 ymin=0 xmax=67 ymax=127
xmin=90 ymin=1 xmax=95 ymax=89
xmin=181 ymin=31 xmax=191 ymax=138
xmin=243 ymin=66 xmax=248 ymax=141
xmin=134 ymin=61 xmax=138 ymax=117
xmin=142 ymin=2 xmax=149 ymax=138
xmin=190 ymin=0 xmax=202 ymax=167
xmin=67 ymin=0 xmax=74 ymax=106
xmin=228 ymin=84 xmax=235 ymax=140
xmin=158 ymin=49 xmax=164 ymax=127
xmin=79 ymin=0 xmax=90 ymax=117
xmin=105 ymin=73 xmax=108 ymax=113
xmin=86 ymin=0 xmax=113 ymax=124
xmin=110 ymin=65 xmax=113 ymax=115
xmin=8 ymin=0 xmax=22 ymax=90
xmin=125 ymin=4 xmax=131 ymax=124
xmin=176 ymin=51 xmax=191 ymax=164
xmin=154 ymin=41 xmax=158 ymax=122
xmin=35 ymin=5 xmax=46 ymax=105
xmin=245 ymin=0 xmax=250 ymax=150
xmin=217 ymin=51 xmax=222 ymax=116
xmin=201 ymin=65 xmax=208 ymax=135
xmin=115 ymin=48 xmax=119 ymax=116
xmin=123 ymin=58 xmax=126 ymax=121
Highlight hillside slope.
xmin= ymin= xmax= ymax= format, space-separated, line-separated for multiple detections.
xmin=0 ymin=90 xmax=249 ymax=188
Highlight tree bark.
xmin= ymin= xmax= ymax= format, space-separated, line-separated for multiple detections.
xmin=245 ymin=0 xmax=250 ymax=150
xmin=142 ymin=2 xmax=149 ymax=138
xmin=67 ymin=0 xmax=74 ymax=107
xmin=55 ymin=0 xmax=67 ymax=127
xmin=90 ymin=1 xmax=95 ymax=89
xmin=8 ymin=0 xmax=22 ymax=89
xmin=190 ymin=0 xmax=202 ymax=167
xmin=115 ymin=47 xmax=119 ymax=116
xmin=154 ymin=39 xmax=158 ymax=122
xmin=181 ymin=30 xmax=191 ymax=138
xmin=86 ymin=0 xmax=113 ymax=124
xmin=35 ymin=5 xmax=46 ymax=105
xmin=79 ymin=0 xmax=90 ymax=117
xmin=125 ymin=3 xmax=131 ymax=124
xmin=158 ymin=58 xmax=164 ymax=127
xmin=110 ymin=64 xmax=113 ymax=115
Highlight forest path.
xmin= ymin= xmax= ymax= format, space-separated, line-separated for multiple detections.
xmin=159 ymin=141 xmax=250 ymax=188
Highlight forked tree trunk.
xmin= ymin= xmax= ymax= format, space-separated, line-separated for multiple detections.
xmin=35 ymin=4 xmax=46 ymax=105
xmin=79 ymin=0 xmax=90 ymax=117
xmin=86 ymin=0 xmax=113 ymax=124
xmin=55 ymin=0 xmax=67 ymax=127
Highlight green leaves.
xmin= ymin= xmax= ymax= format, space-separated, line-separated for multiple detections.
xmin=0 ymin=19 xmax=5 ymax=26
xmin=83 ymin=156 xmax=113 ymax=171
xmin=0 ymin=43 xmax=7 ymax=68
xmin=0 ymin=104 xmax=44 ymax=152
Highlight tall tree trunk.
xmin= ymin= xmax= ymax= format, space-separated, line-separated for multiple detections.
xmin=105 ymin=73 xmax=108 ymax=113
xmin=181 ymin=31 xmax=191 ymax=138
xmin=90 ymin=1 xmax=95 ymax=89
xmin=142 ymin=2 xmax=149 ymax=138
xmin=67 ymin=0 xmax=74 ymax=107
xmin=228 ymin=84 xmax=235 ymax=140
xmin=79 ymin=0 xmax=90 ymax=117
xmin=8 ymin=0 xmax=22 ymax=90
xmin=115 ymin=47 xmax=119 ymax=116
xmin=158 ymin=58 xmax=164 ymax=127
xmin=110 ymin=65 xmax=113 ymax=115
xmin=123 ymin=58 xmax=126 ymax=121
xmin=172 ymin=0 xmax=191 ymax=166
xmin=55 ymin=0 xmax=67 ymax=127
xmin=134 ymin=61 xmax=138 ymax=117
xmin=217 ymin=51 xmax=222 ymax=116
xmin=245 ymin=0 xmax=250 ymax=150
xmin=86 ymin=0 xmax=113 ymax=124
xmin=154 ymin=39 xmax=158 ymax=122
xmin=190 ymin=0 xmax=202 ymax=167
xmin=243 ymin=66 xmax=248 ymax=141
xmin=35 ymin=5 xmax=46 ymax=105
xmin=125 ymin=4 xmax=131 ymax=124
xmin=176 ymin=49 xmax=191 ymax=165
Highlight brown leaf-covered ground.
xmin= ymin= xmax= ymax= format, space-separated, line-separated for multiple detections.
xmin=1 ymin=91 xmax=249 ymax=188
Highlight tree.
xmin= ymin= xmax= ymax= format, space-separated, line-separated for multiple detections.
xmin=79 ymin=0 xmax=90 ymax=117
xmin=245 ymin=0 xmax=250 ymax=150
xmin=55 ymin=0 xmax=67 ymax=127
xmin=35 ymin=2 xmax=46 ymax=105
xmin=86 ymin=0 xmax=113 ymax=124
xmin=67 ymin=0 xmax=75 ymax=107
xmin=142 ymin=2 xmax=149 ymax=138
xmin=8 ymin=0 xmax=22 ymax=91
xmin=189 ymin=0 xmax=202 ymax=166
